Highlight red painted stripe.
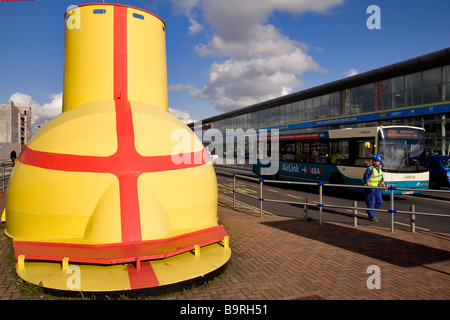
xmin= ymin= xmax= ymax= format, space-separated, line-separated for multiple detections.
xmin=18 ymin=146 xmax=209 ymax=175
xmin=114 ymin=5 xmax=127 ymax=101
xmin=112 ymin=89 xmax=141 ymax=241
xmin=18 ymin=145 xmax=109 ymax=173
xmin=127 ymin=262 xmax=159 ymax=289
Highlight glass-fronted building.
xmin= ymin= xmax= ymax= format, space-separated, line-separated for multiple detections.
xmin=189 ymin=48 xmax=450 ymax=155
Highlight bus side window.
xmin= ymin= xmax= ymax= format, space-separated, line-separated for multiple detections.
xmin=281 ymin=142 xmax=296 ymax=161
xmin=330 ymin=139 xmax=350 ymax=165
xmin=355 ymin=139 xmax=374 ymax=166
xmin=295 ymin=141 xmax=310 ymax=162
xmin=311 ymin=141 xmax=329 ymax=164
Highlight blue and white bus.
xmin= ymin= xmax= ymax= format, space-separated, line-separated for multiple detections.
xmin=253 ymin=126 xmax=429 ymax=195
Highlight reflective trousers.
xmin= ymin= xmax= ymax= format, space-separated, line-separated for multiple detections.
xmin=365 ymin=188 xmax=383 ymax=217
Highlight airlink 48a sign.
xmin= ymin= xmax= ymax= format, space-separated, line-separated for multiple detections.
xmin=281 ymin=163 xmax=324 ymax=178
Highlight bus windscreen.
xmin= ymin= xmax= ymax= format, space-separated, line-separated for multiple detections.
xmin=379 ymin=128 xmax=427 ymax=173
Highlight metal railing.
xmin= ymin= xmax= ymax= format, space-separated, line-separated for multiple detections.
xmin=216 ymin=170 xmax=450 ymax=233
xmin=1 ymin=162 xmax=14 ymax=191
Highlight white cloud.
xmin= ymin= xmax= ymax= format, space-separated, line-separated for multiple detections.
xmin=170 ymin=0 xmax=204 ymax=35
xmin=9 ymin=92 xmax=62 ymax=135
xmin=9 ymin=92 xmax=196 ymax=136
xmin=344 ymin=68 xmax=359 ymax=77
xmin=201 ymin=0 xmax=342 ymax=41
xmin=169 ymin=107 xmax=197 ymax=124
xmin=170 ymin=0 xmax=343 ymax=112
xmin=187 ymin=18 xmax=203 ymax=35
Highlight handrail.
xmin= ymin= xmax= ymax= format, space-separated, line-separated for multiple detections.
xmin=1 ymin=162 xmax=14 ymax=191
xmin=216 ymin=170 xmax=450 ymax=233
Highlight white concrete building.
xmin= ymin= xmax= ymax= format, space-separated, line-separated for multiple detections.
xmin=0 ymin=101 xmax=31 ymax=161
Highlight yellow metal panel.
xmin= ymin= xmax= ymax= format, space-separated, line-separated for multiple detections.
xmin=6 ymin=164 xmax=118 ymax=243
xmin=63 ymin=5 xmax=114 ymax=111
xmin=26 ymin=101 xmax=117 ymax=156
xmin=131 ymin=101 xmax=203 ymax=156
xmin=127 ymin=8 xmax=168 ymax=111
xmin=137 ymin=177 xmax=173 ymax=241
xmin=83 ymin=178 xmax=122 ymax=244
xmin=140 ymin=165 xmax=218 ymax=238
xmin=151 ymin=243 xmax=231 ymax=286
xmin=16 ymin=261 xmax=131 ymax=292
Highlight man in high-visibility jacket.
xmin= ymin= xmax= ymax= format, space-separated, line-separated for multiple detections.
xmin=363 ymin=154 xmax=386 ymax=222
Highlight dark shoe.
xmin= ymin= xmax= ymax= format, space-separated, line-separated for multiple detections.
xmin=369 ymin=216 xmax=378 ymax=222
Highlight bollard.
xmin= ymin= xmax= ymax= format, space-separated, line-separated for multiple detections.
xmin=353 ymin=200 xmax=358 ymax=227
xmin=410 ymin=204 xmax=416 ymax=233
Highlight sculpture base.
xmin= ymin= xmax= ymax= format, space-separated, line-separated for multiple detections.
xmin=15 ymin=242 xmax=231 ymax=295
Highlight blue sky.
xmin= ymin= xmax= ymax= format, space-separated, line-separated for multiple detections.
xmin=1 ymin=0 xmax=449 ymax=134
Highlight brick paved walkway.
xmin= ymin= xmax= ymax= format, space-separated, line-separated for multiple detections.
xmin=1 ymin=191 xmax=449 ymax=300
xmin=165 ymin=197 xmax=450 ymax=300
xmin=0 ymin=192 xmax=23 ymax=300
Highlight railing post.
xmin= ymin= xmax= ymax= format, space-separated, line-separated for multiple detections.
xmin=353 ymin=200 xmax=358 ymax=227
xmin=259 ymin=177 xmax=264 ymax=218
xmin=410 ymin=204 xmax=416 ymax=233
xmin=1 ymin=165 xmax=3 ymax=191
xmin=389 ymin=186 xmax=395 ymax=232
xmin=318 ymin=182 xmax=324 ymax=225
xmin=304 ymin=197 xmax=308 ymax=221
xmin=232 ymin=173 xmax=236 ymax=207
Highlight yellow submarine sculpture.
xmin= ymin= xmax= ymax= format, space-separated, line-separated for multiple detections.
xmin=4 ymin=3 xmax=230 ymax=292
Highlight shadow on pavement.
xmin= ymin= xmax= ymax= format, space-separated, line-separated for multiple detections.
xmin=260 ymin=218 xmax=450 ymax=268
